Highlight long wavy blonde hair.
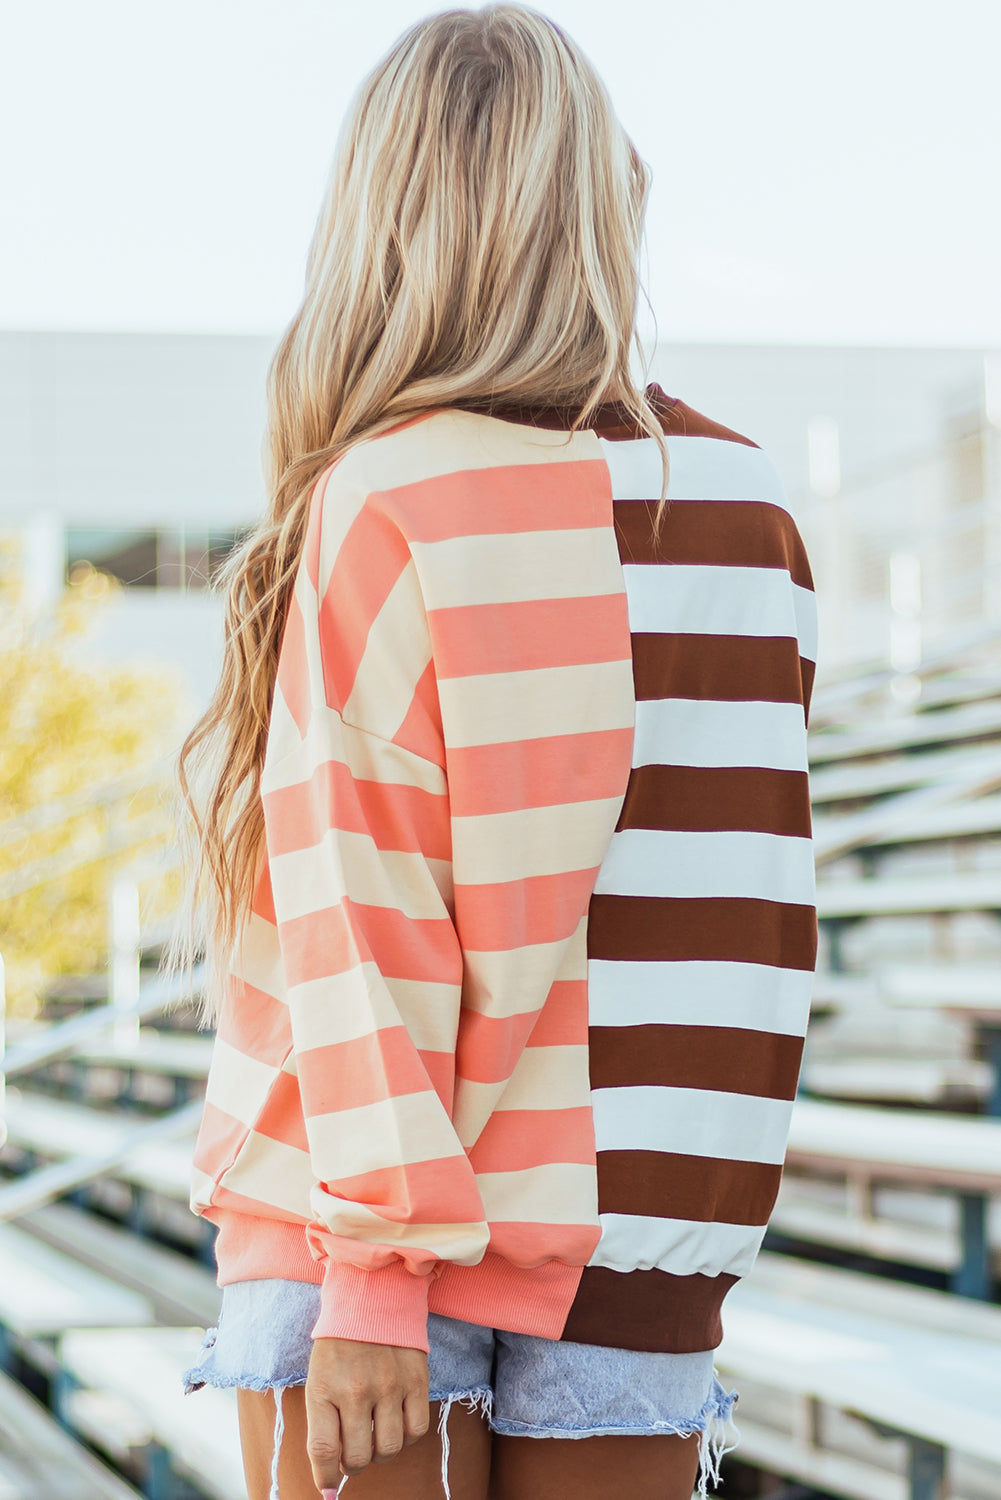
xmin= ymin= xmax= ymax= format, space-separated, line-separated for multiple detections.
xmin=173 ymin=3 xmax=668 ymax=1026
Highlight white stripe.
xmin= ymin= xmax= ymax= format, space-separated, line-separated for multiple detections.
xmin=587 ymin=959 xmax=814 ymax=1037
xmin=599 ymin=434 xmax=791 ymax=509
xmin=633 ymin=698 xmax=809 ymax=771
xmin=591 ymin=1085 xmax=794 ymax=1164
xmin=593 ymin=827 xmax=816 ymax=905
xmin=591 ymin=1212 xmax=768 ymax=1278
xmin=793 ymin=582 xmax=818 ymax=663
xmin=622 ymin=563 xmax=799 ymax=641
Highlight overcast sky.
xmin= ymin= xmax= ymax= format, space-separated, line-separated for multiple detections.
xmin=3 ymin=0 xmax=999 ymax=346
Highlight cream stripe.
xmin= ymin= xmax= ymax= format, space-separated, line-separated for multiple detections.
xmin=219 ymin=1129 xmax=316 ymax=1216
xmin=452 ymin=797 xmax=624 ymax=884
xmin=411 ymin=528 xmax=625 ymax=610
xmin=633 ymin=698 xmax=809 ymax=772
xmin=591 ymin=1085 xmax=794 ymax=1165
xmin=330 ymin=408 xmax=597 ymax=509
xmin=231 ymin=913 xmax=286 ymax=998
xmin=587 ymin=959 xmax=814 ymax=1038
xmin=477 ymin=1163 xmax=599 ymax=1226
xmin=306 ymin=1186 xmax=487 ymax=1259
xmin=591 ymin=1212 xmax=768 ymax=1278
xmin=204 ymin=1038 xmax=283 ymax=1125
xmin=306 ymin=1092 xmax=468 ymax=1178
xmin=262 ymin=711 xmax=447 ymax=794
xmin=342 ymin=560 xmax=434 ymax=740
xmin=270 ymin=831 xmax=452 ymax=924
xmin=460 ymin=919 xmax=588 ymax=1022
xmin=288 ymin=968 xmax=461 ymax=1054
xmin=438 ymin=660 xmax=634 ymax=749
xmin=593 ymin=828 xmax=816 ymax=905
xmin=456 ymin=1045 xmax=591 ymax=1127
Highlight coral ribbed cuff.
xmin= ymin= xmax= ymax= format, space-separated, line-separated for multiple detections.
xmin=311 ymin=1260 xmax=432 ymax=1353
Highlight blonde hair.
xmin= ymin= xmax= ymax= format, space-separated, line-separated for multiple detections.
xmin=173 ymin=3 xmax=668 ymax=1025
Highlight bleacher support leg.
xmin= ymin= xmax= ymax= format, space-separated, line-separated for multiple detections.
xmin=145 ymin=1440 xmax=184 ymax=1500
xmin=954 ymin=1192 xmax=991 ymax=1300
xmin=906 ymin=1435 xmax=946 ymax=1500
xmin=982 ymin=1023 xmax=1001 ymax=1118
xmin=51 ymin=1365 xmax=82 ymax=1431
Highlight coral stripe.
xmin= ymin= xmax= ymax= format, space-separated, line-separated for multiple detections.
xmin=218 ymin=977 xmax=291 ymax=1064
xmin=455 ymin=868 xmax=599 ymax=951
xmin=191 ymin=1100 xmax=251 ymax=1178
xmin=392 ymin=660 xmax=445 ymax=765
xmin=457 ymin=982 xmax=588 ymax=1082
xmin=297 ymin=1029 xmax=455 ymax=1114
xmin=468 ymin=1107 xmax=596 ymax=1173
xmin=279 ymin=900 xmax=461 ymax=988
xmin=263 ymin=759 xmax=450 ymax=859
xmin=376 ymin=459 xmax=611 ymax=543
xmin=446 ymin=730 xmax=634 ymax=817
xmin=253 ymin=1070 xmax=310 ymax=1152
xmin=319 ymin=506 xmax=412 ymax=711
xmin=321 ymin=1157 xmax=485 ymax=1225
xmin=429 ymin=595 xmax=630 ymax=680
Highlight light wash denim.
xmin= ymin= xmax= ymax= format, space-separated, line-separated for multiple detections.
xmin=182 ymin=1277 xmax=740 ymax=1500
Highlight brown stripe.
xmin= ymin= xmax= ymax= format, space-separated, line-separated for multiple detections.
xmin=561 ymin=1265 xmax=738 ymax=1353
xmin=618 ymin=763 xmax=812 ymax=837
xmin=587 ymin=895 xmax=818 ymax=971
xmin=588 ymin=1024 xmax=804 ymax=1100
xmin=614 ymin=498 xmax=814 ymax=591
xmin=631 ymin=631 xmax=807 ymax=705
xmin=596 ymin=1149 xmax=782 ymax=1225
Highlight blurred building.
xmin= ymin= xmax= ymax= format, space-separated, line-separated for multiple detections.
xmin=2 ymin=331 xmax=1000 ymax=711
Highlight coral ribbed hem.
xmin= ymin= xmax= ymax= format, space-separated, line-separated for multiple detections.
xmin=205 ymin=1208 xmax=584 ymax=1347
xmin=209 ymin=1209 xmax=322 ymax=1286
xmin=313 ymin=1260 xmax=433 ymax=1352
xmin=429 ymin=1253 xmax=583 ymax=1339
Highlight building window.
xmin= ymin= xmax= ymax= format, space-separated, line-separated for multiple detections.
xmin=66 ymin=527 xmax=246 ymax=590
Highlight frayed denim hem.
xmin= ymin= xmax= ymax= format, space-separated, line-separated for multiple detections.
xmin=427 ymin=1385 xmax=493 ymax=1500
xmin=488 ymin=1372 xmax=740 ymax=1500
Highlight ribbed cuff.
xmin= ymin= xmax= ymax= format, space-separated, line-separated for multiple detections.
xmin=311 ymin=1260 xmax=432 ymax=1353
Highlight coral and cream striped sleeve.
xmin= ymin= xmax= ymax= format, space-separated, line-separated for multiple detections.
xmin=256 ymin=410 xmax=635 ymax=1352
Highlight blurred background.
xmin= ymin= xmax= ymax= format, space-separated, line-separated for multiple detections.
xmin=1 ymin=2 xmax=1000 ymax=1497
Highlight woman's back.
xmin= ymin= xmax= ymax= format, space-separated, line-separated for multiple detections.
xmin=189 ymin=381 xmax=817 ymax=1358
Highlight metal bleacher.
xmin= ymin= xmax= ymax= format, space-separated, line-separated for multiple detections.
xmin=1 ymin=640 xmax=1001 ymax=1500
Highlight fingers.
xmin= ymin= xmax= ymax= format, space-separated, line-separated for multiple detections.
xmin=371 ymin=1398 xmax=405 ymax=1465
xmin=306 ymin=1339 xmax=430 ymax=1487
xmin=337 ymin=1396 xmax=374 ymax=1476
xmin=303 ymin=1394 xmax=343 ymax=1491
xmin=403 ymin=1385 xmax=431 ymax=1447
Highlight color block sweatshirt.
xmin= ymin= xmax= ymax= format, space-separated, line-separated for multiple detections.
xmin=188 ymin=383 xmax=818 ymax=1356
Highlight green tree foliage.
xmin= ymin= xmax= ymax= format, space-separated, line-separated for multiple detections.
xmin=0 ymin=554 xmax=186 ymax=1017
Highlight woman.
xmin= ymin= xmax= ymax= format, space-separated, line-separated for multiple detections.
xmin=178 ymin=7 xmax=818 ymax=1499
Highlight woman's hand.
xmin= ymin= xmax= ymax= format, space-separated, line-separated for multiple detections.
xmin=305 ymin=1336 xmax=430 ymax=1490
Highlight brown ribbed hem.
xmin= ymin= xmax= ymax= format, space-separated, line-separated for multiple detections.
xmin=561 ymin=1265 xmax=739 ymax=1353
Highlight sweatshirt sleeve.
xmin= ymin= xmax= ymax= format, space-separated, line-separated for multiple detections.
xmin=259 ymin=455 xmax=487 ymax=1353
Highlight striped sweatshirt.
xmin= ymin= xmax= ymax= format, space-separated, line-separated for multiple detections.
xmin=188 ymin=383 xmax=818 ymax=1356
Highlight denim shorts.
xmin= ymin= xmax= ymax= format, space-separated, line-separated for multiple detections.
xmin=182 ymin=1277 xmax=740 ymax=1500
